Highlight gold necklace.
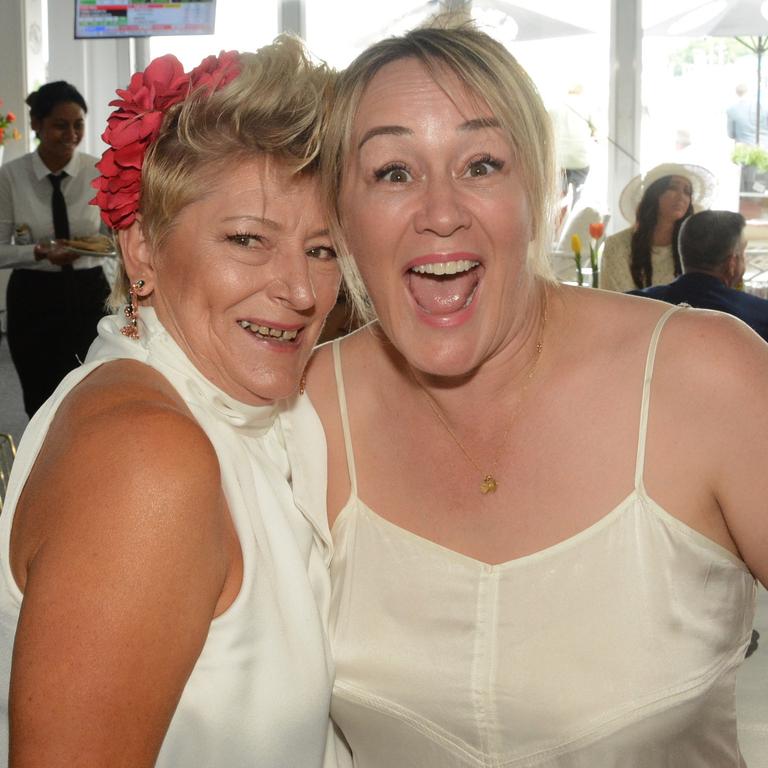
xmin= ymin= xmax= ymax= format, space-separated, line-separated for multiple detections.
xmin=410 ymin=289 xmax=548 ymax=495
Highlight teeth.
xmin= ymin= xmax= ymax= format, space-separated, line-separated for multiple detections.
xmin=237 ymin=320 xmax=298 ymax=341
xmin=411 ymin=259 xmax=479 ymax=276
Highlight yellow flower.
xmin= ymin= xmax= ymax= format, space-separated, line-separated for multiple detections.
xmin=571 ymin=233 xmax=582 ymax=254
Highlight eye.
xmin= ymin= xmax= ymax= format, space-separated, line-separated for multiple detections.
xmin=307 ymin=245 xmax=337 ymax=261
xmin=464 ymin=155 xmax=504 ymax=178
xmin=227 ymin=232 xmax=264 ymax=248
xmin=374 ymin=163 xmax=412 ymax=183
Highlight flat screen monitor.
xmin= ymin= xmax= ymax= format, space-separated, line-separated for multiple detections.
xmin=75 ymin=1 xmax=217 ymax=39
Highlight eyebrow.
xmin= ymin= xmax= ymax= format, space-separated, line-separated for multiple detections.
xmin=460 ymin=117 xmax=500 ymax=131
xmin=358 ymin=126 xmax=412 ymax=150
xmin=222 ymin=215 xmax=280 ymax=229
xmin=357 ymin=117 xmax=500 ymax=150
xmin=221 ymin=216 xmax=330 ymax=239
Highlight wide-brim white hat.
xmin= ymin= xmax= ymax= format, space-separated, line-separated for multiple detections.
xmin=618 ymin=162 xmax=716 ymax=223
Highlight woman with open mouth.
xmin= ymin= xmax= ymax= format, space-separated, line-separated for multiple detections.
xmin=0 ymin=39 xmax=343 ymax=767
xmin=306 ymin=20 xmax=767 ymax=767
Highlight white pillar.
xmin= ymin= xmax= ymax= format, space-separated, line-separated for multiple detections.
xmin=608 ymin=0 xmax=642 ymax=232
xmin=279 ymin=0 xmax=305 ymax=37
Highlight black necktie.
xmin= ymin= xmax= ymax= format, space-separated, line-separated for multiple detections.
xmin=48 ymin=172 xmax=72 ymax=271
xmin=48 ymin=172 xmax=70 ymax=239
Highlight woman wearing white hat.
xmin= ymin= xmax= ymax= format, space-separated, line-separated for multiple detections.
xmin=601 ymin=163 xmax=715 ymax=292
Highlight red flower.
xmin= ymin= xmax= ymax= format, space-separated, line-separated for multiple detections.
xmin=6 ymin=112 xmax=15 ymax=123
xmin=189 ymin=50 xmax=241 ymax=92
xmin=91 ymin=51 xmax=241 ymax=230
xmin=588 ymin=221 xmax=605 ymax=240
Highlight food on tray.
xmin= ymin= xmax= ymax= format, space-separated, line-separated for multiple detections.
xmin=60 ymin=234 xmax=115 ymax=253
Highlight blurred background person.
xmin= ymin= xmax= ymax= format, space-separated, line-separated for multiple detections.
xmin=601 ymin=162 xmax=714 ymax=292
xmin=727 ymin=83 xmax=760 ymax=147
xmin=629 ymin=209 xmax=768 ymax=342
xmin=0 ymin=81 xmax=111 ymax=417
xmin=548 ymin=82 xmax=596 ymax=208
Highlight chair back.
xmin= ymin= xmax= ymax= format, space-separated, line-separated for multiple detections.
xmin=0 ymin=432 xmax=17 ymax=514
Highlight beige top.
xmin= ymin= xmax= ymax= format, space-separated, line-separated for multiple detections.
xmin=600 ymin=227 xmax=676 ymax=293
xmin=329 ymin=306 xmax=756 ymax=767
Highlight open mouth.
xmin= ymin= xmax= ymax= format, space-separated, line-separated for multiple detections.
xmin=406 ymin=259 xmax=481 ymax=315
xmin=237 ymin=320 xmax=300 ymax=342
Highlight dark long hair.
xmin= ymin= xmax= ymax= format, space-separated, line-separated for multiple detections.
xmin=629 ymin=176 xmax=693 ymax=289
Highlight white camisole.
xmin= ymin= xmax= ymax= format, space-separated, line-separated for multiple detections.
xmin=0 ymin=308 xmax=340 ymax=768
xmin=329 ymin=307 xmax=757 ymax=767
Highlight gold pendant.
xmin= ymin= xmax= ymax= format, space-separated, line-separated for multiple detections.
xmin=480 ymin=474 xmax=498 ymax=494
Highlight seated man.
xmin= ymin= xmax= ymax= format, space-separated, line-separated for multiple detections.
xmin=628 ymin=210 xmax=768 ymax=343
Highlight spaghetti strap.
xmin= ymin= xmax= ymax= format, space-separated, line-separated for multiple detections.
xmin=332 ymin=339 xmax=358 ymax=497
xmin=634 ymin=305 xmax=683 ymax=492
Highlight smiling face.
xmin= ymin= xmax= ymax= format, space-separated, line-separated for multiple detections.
xmin=146 ymin=157 xmax=340 ymax=404
xmin=339 ymin=57 xmax=536 ymax=376
xmin=32 ymin=101 xmax=85 ymax=172
xmin=657 ymin=175 xmax=693 ymax=224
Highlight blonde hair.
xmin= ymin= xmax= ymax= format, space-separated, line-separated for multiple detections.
xmin=320 ymin=17 xmax=557 ymax=321
xmin=111 ymin=35 xmax=333 ymax=306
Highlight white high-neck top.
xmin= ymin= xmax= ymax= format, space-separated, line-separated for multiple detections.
xmin=329 ymin=307 xmax=757 ymax=767
xmin=0 ymin=308 xmax=340 ymax=768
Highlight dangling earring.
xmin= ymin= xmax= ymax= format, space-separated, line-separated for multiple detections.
xmin=121 ymin=279 xmax=146 ymax=339
xmin=299 ymin=371 xmax=307 ymax=395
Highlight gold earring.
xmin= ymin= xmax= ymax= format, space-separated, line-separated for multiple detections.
xmin=121 ymin=279 xmax=146 ymax=339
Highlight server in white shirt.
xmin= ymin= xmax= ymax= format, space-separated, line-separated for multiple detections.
xmin=0 ymin=81 xmax=110 ymax=416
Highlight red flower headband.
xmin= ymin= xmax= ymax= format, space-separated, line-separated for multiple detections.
xmin=91 ymin=51 xmax=241 ymax=230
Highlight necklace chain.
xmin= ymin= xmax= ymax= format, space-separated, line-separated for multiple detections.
xmin=412 ymin=288 xmax=548 ymax=495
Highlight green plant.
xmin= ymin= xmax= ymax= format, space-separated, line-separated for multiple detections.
xmin=731 ymin=144 xmax=768 ymax=172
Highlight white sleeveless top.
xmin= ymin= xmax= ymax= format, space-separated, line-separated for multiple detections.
xmin=329 ymin=307 xmax=757 ymax=767
xmin=0 ymin=308 xmax=340 ymax=768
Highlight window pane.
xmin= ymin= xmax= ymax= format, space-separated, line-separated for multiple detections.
xmin=148 ymin=0 xmax=279 ymax=69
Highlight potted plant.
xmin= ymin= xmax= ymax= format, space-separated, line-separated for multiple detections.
xmin=732 ymin=144 xmax=768 ymax=194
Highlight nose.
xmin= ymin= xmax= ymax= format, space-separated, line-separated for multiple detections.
xmin=267 ymin=248 xmax=315 ymax=312
xmin=413 ymin=179 xmax=471 ymax=237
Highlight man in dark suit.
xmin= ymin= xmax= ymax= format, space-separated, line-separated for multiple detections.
xmin=628 ymin=210 xmax=768 ymax=343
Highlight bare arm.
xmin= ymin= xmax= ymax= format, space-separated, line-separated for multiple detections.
xmin=703 ymin=318 xmax=768 ymax=587
xmin=9 ymin=365 xmax=232 ymax=767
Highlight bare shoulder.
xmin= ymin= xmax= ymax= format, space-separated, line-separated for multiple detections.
xmin=13 ymin=359 xmax=225 ymax=587
xmin=305 ymin=322 xmax=379 ymax=424
xmin=41 ymin=358 xmax=220 ymax=495
xmin=563 ymin=284 xmax=768 ymax=381
xmin=657 ymin=304 xmax=768 ymax=395
xmin=304 ymin=324 xmax=382 ymax=522
xmin=554 ymin=284 xmax=675 ymax=358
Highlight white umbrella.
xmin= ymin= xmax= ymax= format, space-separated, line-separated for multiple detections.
xmin=358 ymin=0 xmax=593 ymax=46
xmin=645 ymin=0 xmax=768 ymax=145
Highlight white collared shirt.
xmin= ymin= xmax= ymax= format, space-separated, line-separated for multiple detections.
xmin=0 ymin=150 xmax=110 ymax=272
